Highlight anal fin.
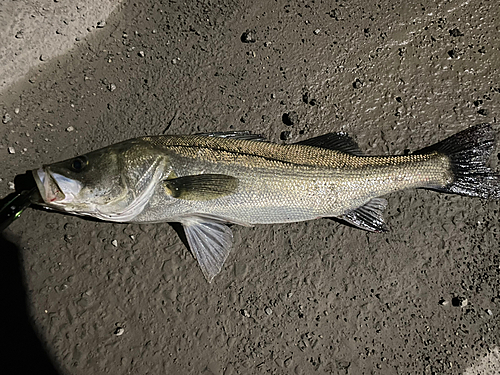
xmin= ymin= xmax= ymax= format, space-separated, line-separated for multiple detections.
xmin=339 ymin=197 xmax=388 ymax=232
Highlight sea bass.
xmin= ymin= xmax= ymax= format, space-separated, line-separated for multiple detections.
xmin=32 ymin=124 xmax=500 ymax=281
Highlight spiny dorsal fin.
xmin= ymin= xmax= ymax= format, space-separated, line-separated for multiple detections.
xmin=181 ymin=216 xmax=233 ymax=282
xmin=339 ymin=197 xmax=388 ymax=232
xmin=295 ymin=132 xmax=363 ymax=155
xmin=164 ymin=174 xmax=238 ymax=201
xmin=196 ymin=131 xmax=267 ymax=142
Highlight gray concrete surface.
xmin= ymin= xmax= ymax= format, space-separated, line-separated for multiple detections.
xmin=1 ymin=0 xmax=499 ymax=374
xmin=0 ymin=0 xmax=122 ymax=95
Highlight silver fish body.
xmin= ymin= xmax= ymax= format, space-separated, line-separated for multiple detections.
xmin=131 ymin=135 xmax=450 ymax=225
xmin=32 ymin=125 xmax=500 ymax=281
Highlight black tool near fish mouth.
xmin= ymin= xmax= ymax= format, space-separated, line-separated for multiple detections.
xmin=0 ymin=173 xmax=39 ymax=232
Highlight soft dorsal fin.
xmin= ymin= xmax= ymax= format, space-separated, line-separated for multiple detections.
xmin=339 ymin=197 xmax=388 ymax=232
xmin=295 ymin=132 xmax=363 ymax=155
xmin=181 ymin=216 xmax=234 ymax=282
xmin=196 ymin=131 xmax=267 ymax=142
xmin=164 ymin=174 xmax=238 ymax=201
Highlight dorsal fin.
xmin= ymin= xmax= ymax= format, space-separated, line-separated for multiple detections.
xmin=295 ymin=132 xmax=363 ymax=155
xmin=196 ymin=131 xmax=267 ymax=142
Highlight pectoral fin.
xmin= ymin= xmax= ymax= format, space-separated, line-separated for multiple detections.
xmin=164 ymin=174 xmax=238 ymax=201
xmin=339 ymin=197 xmax=388 ymax=232
xmin=181 ymin=216 xmax=234 ymax=282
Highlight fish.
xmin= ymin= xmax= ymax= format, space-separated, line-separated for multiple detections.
xmin=31 ymin=124 xmax=500 ymax=282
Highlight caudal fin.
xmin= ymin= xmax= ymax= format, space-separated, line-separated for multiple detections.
xmin=416 ymin=123 xmax=500 ymax=198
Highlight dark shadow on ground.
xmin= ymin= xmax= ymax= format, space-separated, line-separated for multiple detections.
xmin=0 ymin=232 xmax=62 ymax=375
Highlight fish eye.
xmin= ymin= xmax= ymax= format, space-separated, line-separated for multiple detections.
xmin=71 ymin=156 xmax=88 ymax=172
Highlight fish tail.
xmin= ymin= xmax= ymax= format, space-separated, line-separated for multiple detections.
xmin=416 ymin=123 xmax=500 ymax=198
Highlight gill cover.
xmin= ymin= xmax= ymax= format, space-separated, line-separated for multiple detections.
xmin=32 ymin=139 xmax=167 ymax=222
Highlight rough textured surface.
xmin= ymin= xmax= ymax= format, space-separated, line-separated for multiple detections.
xmin=0 ymin=0 xmax=123 ymax=95
xmin=1 ymin=0 xmax=499 ymax=374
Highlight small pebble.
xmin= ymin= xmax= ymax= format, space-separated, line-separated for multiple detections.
xmin=241 ymin=309 xmax=251 ymax=318
xmin=8 ymin=181 xmax=15 ymax=190
xmin=66 ymin=126 xmax=74 ymax=132
xmin=265 ymin=307 xmax=273 ymax=315
xmin=14 ymin=108 xmax=20 ymax=114
xmin=280 ymin=131 xmax=291 ymax=141
xmin=114 ymin=327 xmax=124 ymax=336
xmin=313 ymin=29 xmax=321 ymax=35
xmin=486 ymin=309 xmax=493 ymax=316
xmin=439 ymin=298 xmax=449 ymax=306
xmin=3 ymin=113 xmax=12 ymax=124
xmin=138 ymin=51 xmax=145 ymax=57
xmin=8 ymin=146 xmax=15 ymax=154
xmin=452 ymin=296 xmax=468 ymax=307
xmin=97 ymin=21 xmax=106 ymax=28
xmin=449 ymin=28 xmax=464 ymax=37
xmin=111 ymin=240 xmax=118 ymax=247
xmin=241 ymin=29 xmax=257 ymax=43
xmin=108 ymin=83 xmax=116 ymax=92
xmin=15 ymin=30 xmax=24 ymax=39
xmin=353 ymin=78 xmax=363 ymax=89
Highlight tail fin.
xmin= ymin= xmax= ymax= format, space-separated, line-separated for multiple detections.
xmin=416 ymin=123 xmax=500 ymax=198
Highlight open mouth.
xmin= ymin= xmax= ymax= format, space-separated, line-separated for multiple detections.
xmin=33 ymin=168 xmax=65 ymax=203
xmin=32 ymin=168 xmax=82 ymax=205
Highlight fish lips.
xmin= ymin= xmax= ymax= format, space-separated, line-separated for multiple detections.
xmin=32 ymin=168 xmax=83 ymax=206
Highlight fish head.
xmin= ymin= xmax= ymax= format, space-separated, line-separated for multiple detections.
xmin=32 ymin=140 xmax=166 ymax=221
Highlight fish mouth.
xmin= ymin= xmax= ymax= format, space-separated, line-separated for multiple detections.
xmin=32 ymin=168 xmax=82 ymax=205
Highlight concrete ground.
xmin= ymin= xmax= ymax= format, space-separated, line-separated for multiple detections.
xmin=1 ymin=0 xmax=499 ymax=374
xmin=0 ymin=0 xmax=122 ymax=95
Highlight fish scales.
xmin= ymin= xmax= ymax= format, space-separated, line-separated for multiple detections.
xmin=126 ymin=135 xmax=452 ymax=225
